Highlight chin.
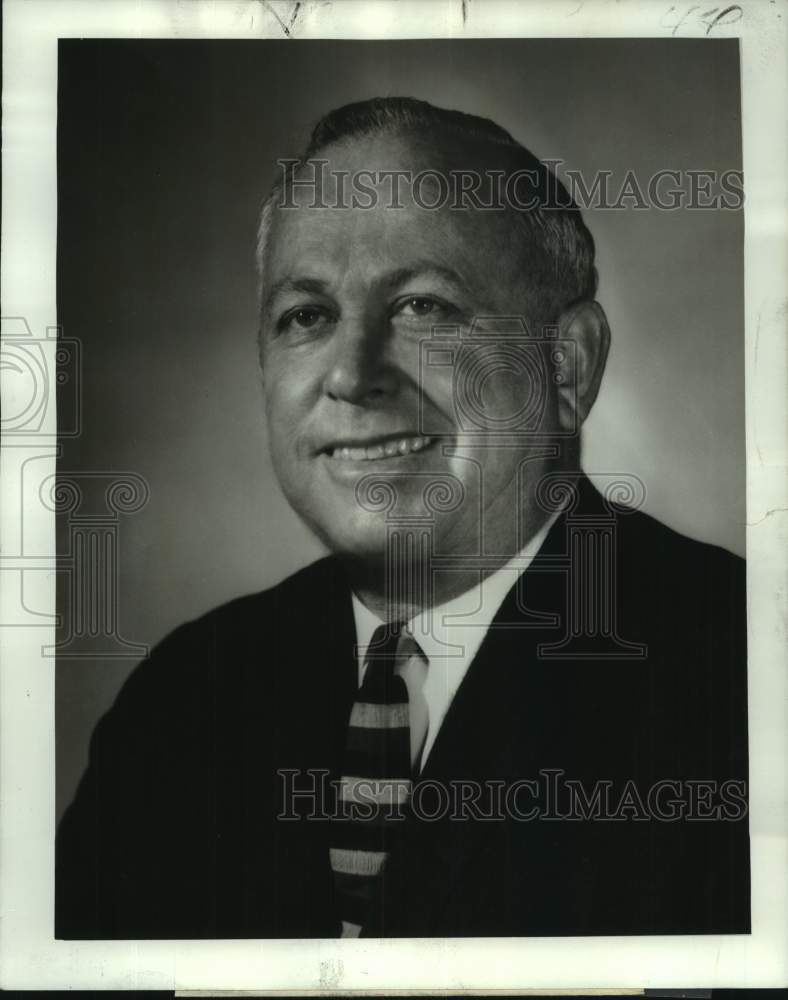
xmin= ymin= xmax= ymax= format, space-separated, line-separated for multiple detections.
xmin=303 ymin=508 xmax=392 ymax=564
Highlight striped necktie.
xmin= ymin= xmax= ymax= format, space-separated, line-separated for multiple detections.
xmin=330 ymin=622 xmax=413 ymax=937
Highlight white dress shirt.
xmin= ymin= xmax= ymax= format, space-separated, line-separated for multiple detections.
xmin=351 ymin=509 xmax=561 ymax=772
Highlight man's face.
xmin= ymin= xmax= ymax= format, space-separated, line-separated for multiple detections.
xmin=259 ymin=133 xmax=562 ymax=562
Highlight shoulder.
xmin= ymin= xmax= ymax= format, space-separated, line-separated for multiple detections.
xmin=572 ymin=474 xmax=746 ymax=663
xmin=617 ymin=501 xmax=745 ymax=606
xmin=623 ymin=504 xmax=742 ymax=572
xmin=110 ymin=556 xmax=349 ymax=711
xmin=198 ymin=554 xmax=347 ymax=627
xmin=573 ymin=476 xmax=748 ymax=771
xmin=580 ymin=474 xmax=744 ymax=588
xmin=163 ymin=554 xmax=345 ymax=642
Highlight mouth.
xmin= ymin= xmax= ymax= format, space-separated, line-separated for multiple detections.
xmin=320 ymin=433 xmax=437 ymax=462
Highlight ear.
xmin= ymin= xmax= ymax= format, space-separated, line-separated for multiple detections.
xmin=553 ymin=300 xmax=610 ymax=432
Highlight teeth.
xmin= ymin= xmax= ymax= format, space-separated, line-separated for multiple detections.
xmin=330 ymin=436 xmax=433 ymax=460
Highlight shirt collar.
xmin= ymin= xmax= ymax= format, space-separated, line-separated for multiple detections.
xmin=351 ymin=509 xmax=562 ymax=766
xmin=351 ymin=506 xmax=562 ymax=670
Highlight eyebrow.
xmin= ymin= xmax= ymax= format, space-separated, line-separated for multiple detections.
xmin=263 ymin=277 xmax=329 ymax=312
xmin=383 ymin=264 xmax=468 ymax=295
xmin=263 ymin=263 xmax=469 ymax=313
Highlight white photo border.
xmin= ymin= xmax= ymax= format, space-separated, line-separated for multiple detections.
xmin=1 ymin=0 xmax=786 ymax=991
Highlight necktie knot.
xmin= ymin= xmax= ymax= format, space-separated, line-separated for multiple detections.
xmin=361 ymin=622 xmax=408 ymax=697
xmin=365 ymin=621 xmax=406 ymax=659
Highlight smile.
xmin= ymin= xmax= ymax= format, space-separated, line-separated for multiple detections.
xmin=325 ymin=435 xmax=434 ymax=461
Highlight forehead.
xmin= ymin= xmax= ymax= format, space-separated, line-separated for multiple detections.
xmin=263 ymin=132 xmax=527 ymax=294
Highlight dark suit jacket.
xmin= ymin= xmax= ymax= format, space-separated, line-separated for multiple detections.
xmin=56 ymin=476 xmax=750 ymax=938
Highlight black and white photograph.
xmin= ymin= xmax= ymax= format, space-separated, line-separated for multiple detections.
xmin=2 ymin=0 xmax=786 ymax=992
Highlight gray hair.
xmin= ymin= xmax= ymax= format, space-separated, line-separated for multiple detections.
xmin=256 ymin=96 xmax=597 ymax=328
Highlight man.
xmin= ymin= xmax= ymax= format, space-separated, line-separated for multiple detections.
xmin=56 ymin=97 xmax=749 ymax=939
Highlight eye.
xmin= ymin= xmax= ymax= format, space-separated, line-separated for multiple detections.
xmin=393 ymin=295 xmax=459 ymax=325
xmin=400 ymin=297 xmax=440 ymax=317
xmin=277 ymin=305 xmax=334 ymax=334
xmin=290 ymin=307 xmax=324 ymax=328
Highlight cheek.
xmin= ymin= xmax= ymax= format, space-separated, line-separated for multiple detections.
xmin=264 ymin=349 xmax=314 ymax=423
xmin=481 ymin=369 xmax=526 ymax=417
xmin=413 ymin=360 xmax=457 ymax=424
xmin=263 ymin=380 xmax=310 ymax=477
xmin=462 ymin=347 xmax=555 ymax=435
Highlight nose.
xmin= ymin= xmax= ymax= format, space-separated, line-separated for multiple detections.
xmin=323 ymin=315 xmax=398 ymax=405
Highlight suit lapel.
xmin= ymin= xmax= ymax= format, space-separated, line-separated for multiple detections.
xmin=375 ymin=506 xmax=573 ymax=936
xmin=262 ymin=560 xmax=358 ymax=936
xmin=270 ymin=560 xmax=358 ymax=773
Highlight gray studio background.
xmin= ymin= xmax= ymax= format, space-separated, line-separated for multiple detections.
xmin=57 ymin=38 xmax=744 ymax=819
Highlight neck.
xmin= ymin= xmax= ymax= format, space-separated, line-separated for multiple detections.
xmin=344 ymin=489 xmax=560 ymax=623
